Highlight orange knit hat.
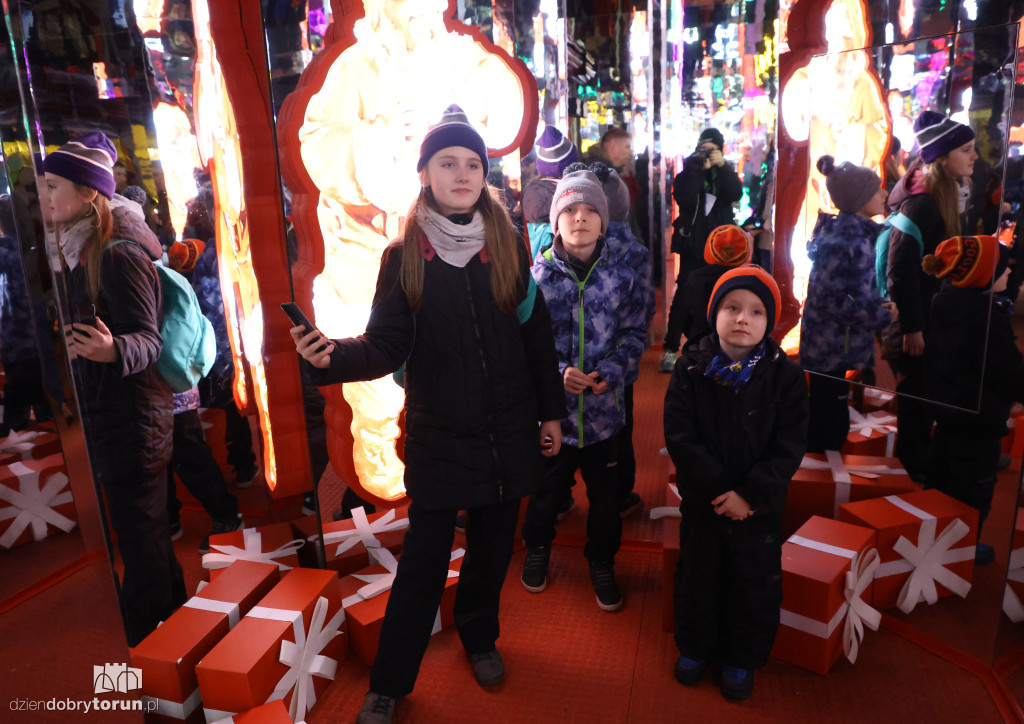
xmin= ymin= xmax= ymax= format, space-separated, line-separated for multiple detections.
xmin=921 ymin=235 xmax=1003 ymax=289
xmin=168 ymin=238 xmax=205 ymax=274
xmin=707 ymin=264 xmax=782 ymax=335
xmin=703 ymin=225 xmax=752 ymax=267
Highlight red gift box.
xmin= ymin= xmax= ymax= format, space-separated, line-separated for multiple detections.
xmin=196 ymin=567 xmax=344 ymax=722
xmin=773 ymin=516 xmax=880 ymax=674
xmin=650 ymin=483 xmax=681 ymax=633
xmin=0 ymin=453 xmax=76 ymax=549
xmin=203 ymin=523 xmax=305 ymax=580
xmin=294 ymin=505 xmax=409 ymax=576
xmin=1004 ymin=509 xmax=1024 ymax=623
xmin=207 ymin=699 xmax=292 ymax=724
xmin=837 ymin=489 xmax=977 ymax=613
xmin=338 ymin=547 xmax=464 ymax=666
xmin=785 ymin=451 xmax=918 ymax=537
xmin=133 ymin=561 xmax=280 ymax=723
xmin=0 ymin=426 xmax=61 ymax=462
xmin=842 ymin=409 xmax=897 ymax=457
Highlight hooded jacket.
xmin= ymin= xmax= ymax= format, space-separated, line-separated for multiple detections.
xmin=800 ymin=211 xmax=891 ymax=372
xmin=532 ymin=240 xmax=647 ymax=447
xmin=67 ymin=210 xmax=172 ymax=483
xmin=671 ymin=155 xmax=742 ymax=261
xmin=664 ymin=334 xmax=808 ymax=519
xmin=309 ymin=232 xmax=566 ymax=510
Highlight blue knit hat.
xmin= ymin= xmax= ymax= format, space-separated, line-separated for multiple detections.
xmin=417 ymin=104 xmax=489 ymax=171
xmin=42 ymin=132 xmax=118 ymax=199
xmin=914 ymin=111 xmax=975 ymax=164
xmin=535 ymin=126 xmax=579 ymax=178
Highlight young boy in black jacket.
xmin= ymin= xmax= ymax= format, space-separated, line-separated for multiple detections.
xmin=923 ymin=235 xmax=1024 ymax=565
xmin=663 ymin=265 xmax=808 ymax=701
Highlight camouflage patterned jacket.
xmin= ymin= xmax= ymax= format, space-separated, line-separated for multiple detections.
xmin=532 ymin=241 xmax=647 ymax=447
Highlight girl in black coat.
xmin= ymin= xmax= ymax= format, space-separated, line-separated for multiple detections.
xmin=45 ymin=132 xmax=184 ymax=646
xmin=664 ymin=266 xmax=808 ymax=702
xmin=292 ymin=106 xmax=565 ymax=724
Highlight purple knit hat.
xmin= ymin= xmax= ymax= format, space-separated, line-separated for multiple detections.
xmin=914 ymin=111 xmax=975 ymax=164
xmin=43 ymin=132 xmax=118 ymax=199
xmin=417 ymin=104 xmax=489 ymax=172
xmin=535 ymin=126 xmax=579 ymax=178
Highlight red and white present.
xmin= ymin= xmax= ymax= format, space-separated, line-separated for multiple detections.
xmin=649 ymin=483 xmax=681 ymax=633
xmin=208 ymin=699 xmax=295 ymax=723
xmin=196 ymin=567 xmax=344 ymax=723
xmin=773 ymin=516 xmax=880 ymax=674
xmin=202 ymin=523 xmax=305 ymax=580
xmin=293 ymin=506 xmax=409 ymax=576
xmin=133 ymin=561 xmax=280 ymax=723
xmin=860 ymin=387 xmax=896 ymax=413
xmin=0 ymin=425 xmax=61 ymax=463
xmin=1004 ymin=509 xmax=1024 ymax=623
xmin=338 ymin=547 xmax=464 ymax=666
xmin=842 ymin=409 xmax=897 ymax=457
xmin=785 ymin=451 xmax=917 ymax=537
xmin=0 ymin=453 xmax=76 ymax=549
xmin=838 ymin=489 xmax=977 ymax=613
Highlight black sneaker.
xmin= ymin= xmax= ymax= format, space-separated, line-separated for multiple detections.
xmin=301 ymin=493 xmax=318 ymax=516
xmin=618 ymin=491 xmax=643 ymax=518
xmin=721 ymin=665 xmax=754 ymax=701
xmin=976 ymin=543 xmax=995 ymax=565
xmin=589 ymin=559 xmax=623 ymax=611
xmin=521 ymin=545 xmax=550 ymax=593
xmin=998 ymin=453 xmax=1012 ymax=471
xmin=468 ymin=649 xmax=505 ymax=687
xmin=169 ymin=522 xmax=183 ymax=541
xmin=357 ymin=692 xmax=397 ymax=724
xmin=455 ymin=512 xmax=467 ymax=533
xmin=674 ymin=655 xmax=708 ymax=686
xmin=199 ymin=513 xmax=243 ymax=554
xmin=555 ymin=496 xmax=576 ymax=522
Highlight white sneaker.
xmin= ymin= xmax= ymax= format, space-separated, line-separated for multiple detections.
xmin=660 ymin=351 xmax=678 ymax=373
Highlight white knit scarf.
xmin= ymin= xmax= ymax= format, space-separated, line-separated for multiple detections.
xmin=58 ymin=216 xmax=95 ymax=270
xmin=419 ymin=206 xmax=487 ymax=268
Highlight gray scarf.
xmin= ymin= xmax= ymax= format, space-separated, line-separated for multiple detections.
xmin=419 ymin=206 xmax=487 ymax=268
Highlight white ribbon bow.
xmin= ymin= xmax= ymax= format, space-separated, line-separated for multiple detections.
xmin=843 ymin=549 xmax=881 ymax=663
xmin=649 ymin=483 xmax=682 ymax=520
xmin=342 ymin=547 xmax=465 ymax=609
xmin=0 ymin=463 xmax=76 ymax=548
xmin=271 ymin=596 xmax=345 ymax=722
xmin=201 ymin=528 xmax=305 ymax=571
xmin=848 ymin=408 xmax=897 ymax=438
xmin=320 ymin=506 xmax=409 ymax=557
xmin=1003 ymin=547 xmax=1024 ymax=623
xmin=0 ymin=429 xmax=50 ymax=454
xmin=887 ymin=511 xmax=973 ymax=614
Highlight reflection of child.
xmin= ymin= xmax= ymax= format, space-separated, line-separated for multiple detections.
xmin=922 ymin=235 xmax=1024 ymax=565
xmin=800 ymin=156 xmax=891 ymax=452
xmin=664 ymin=266 xmax=808 ymax=701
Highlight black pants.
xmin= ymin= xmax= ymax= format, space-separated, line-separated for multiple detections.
xmin=522 ymin=436 xmax=622 ymax=562
xmin=926 ymin=427 xmax=1000 ymax=532
xmin=663 ymin=267 xmax=691 ymax=353
xmin=103 ymin=468 xmax=186 ymax=646
xmin=223 ymin=402 xmax=256 ymax=474
xmin=1 ymin=357 xmax=52 ymax=431
xmin=166 ymin=409 xmax=238 ymax=525
xmin=806 ymin=372 xmax=850 ymax=453
xmin=370 ymin=497 xmax=520 ymax=698
xmin=891 ymin=355 xmax=933 ymax=480
xmin=674 ymin=512 xmax=783 ymax=670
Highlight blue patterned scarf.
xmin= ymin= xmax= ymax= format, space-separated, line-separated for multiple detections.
xmin=704 ymin=342 xmax=766 ymax=387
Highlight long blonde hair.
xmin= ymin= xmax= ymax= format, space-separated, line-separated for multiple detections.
xmin=401 ymin=182 xmax=522 ymax=315
xmin=921 ymin=159 xmax=963 ymax=238
xmin=56 ymin=186 xmax=113 ymax=304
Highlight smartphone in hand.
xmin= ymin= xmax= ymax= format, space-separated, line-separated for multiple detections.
xmin=71 ymin=303 xmax=97 ymax=332
xmin=281 ymin=302 xmax=328 ymax=354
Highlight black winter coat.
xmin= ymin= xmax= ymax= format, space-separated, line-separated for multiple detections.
xmin=678 ymin=263 xmax=729 ymax=351
xmin=664 ymin=335 xmax=808 ymax=520
xmin=671 ymin=156 xmax=742 ymax=261
xmin=68 ymin=240 xmax=173 ymax=483
xmin=310 ymin=233 xmax=566 ymax=510
xmin=926 ymin=286 xmax=1024 ymax=439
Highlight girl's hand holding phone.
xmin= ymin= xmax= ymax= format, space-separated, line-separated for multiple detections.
xmin=72 ymin=317 xmax=118 ymax=363
xmin=289 ymin=325 xmax=335 ymax=369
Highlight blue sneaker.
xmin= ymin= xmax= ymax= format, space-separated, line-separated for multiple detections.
xmin=673 ymin=655 xmax=707 ymax=686
xmin=720 ymin=665 xmax=754 ymax=701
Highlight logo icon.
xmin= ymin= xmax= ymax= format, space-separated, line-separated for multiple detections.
xmin=93 ymin=663 xmax=142 ymax=694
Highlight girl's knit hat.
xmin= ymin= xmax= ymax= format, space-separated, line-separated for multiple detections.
xmin=914 ymin=111 xmax=975 ymax=164
xmin=417 ymin=104 xmax=489 ymax=171
xmin=816 ymin=155 xmax=881 ymax=214
xmin=550 ymin=169 xmax=609 ymax=235
xmin=703 ymin=225 xmax=752 ymax=267
xmin=42 ymin=132 xmax=118 ymax=199
xmin=921 ymin=235 xmax=1008 ymax=289
xmin=707 ymin=264 xmax=781 ymax=335
xmin=535 ymin=126 xmax=579 ymax=178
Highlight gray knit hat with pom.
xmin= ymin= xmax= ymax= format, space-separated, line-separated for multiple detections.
xmin=817 ymin=155 xmax=880 ymax=214
xmin=550 ymin=169 xmax=609 ymax=235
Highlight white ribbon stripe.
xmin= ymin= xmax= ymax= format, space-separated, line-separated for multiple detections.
xmin=1004 ymin=582 xmax=1024 ymax=623
xmin=788 ymin=534 xmax=857 ymax=560
xmin=0 ymin=463 xmax=76 ymax=548
xmin=271 ymin=595 xmax=345 ymax=722
xmin=205 ymin=707 xmax=236 ymax=723
xmin=202 ymin=528 xmax=304 ymax=571
xmin=649 ymin=483 xmax=682 ymax=520
xmin=321 ymin=506 xmax=409 ymax=557
xmin=183 ymin=595 xmax=241 ymax=628
xmin=140 ymin=687 xmax=202 ymax=720
xmin=342 ymin=547 xmax=465 ymax=609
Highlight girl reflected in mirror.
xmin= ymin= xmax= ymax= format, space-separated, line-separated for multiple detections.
xmin=44 ymin=132 xmax=185 ymax=646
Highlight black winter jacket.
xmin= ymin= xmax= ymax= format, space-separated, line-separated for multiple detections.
xmin=926 ymin=286 xmax=1024 ymax=439
xmin=664 ymin=334 xmax=808 ymax=520
xmin=671 ymin=156 xmax=742 ymax=261
xmin=68 ymin=239 xmax=173 ymax=483
xmin=309 ymin=233 xmax=566 ymax=510
xmin=678 ymin=263 xmax=730 ymax=351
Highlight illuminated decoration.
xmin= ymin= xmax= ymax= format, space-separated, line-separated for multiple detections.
xmin=191 ymin=0 xmax=312 ymax=499
xmin=151 ymin=102 xmax=201 ymax=239
xmin=133 ymin=0 xmax=163 ymax=36
xmin=277 ymin=0 xmax=538 ymax=506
